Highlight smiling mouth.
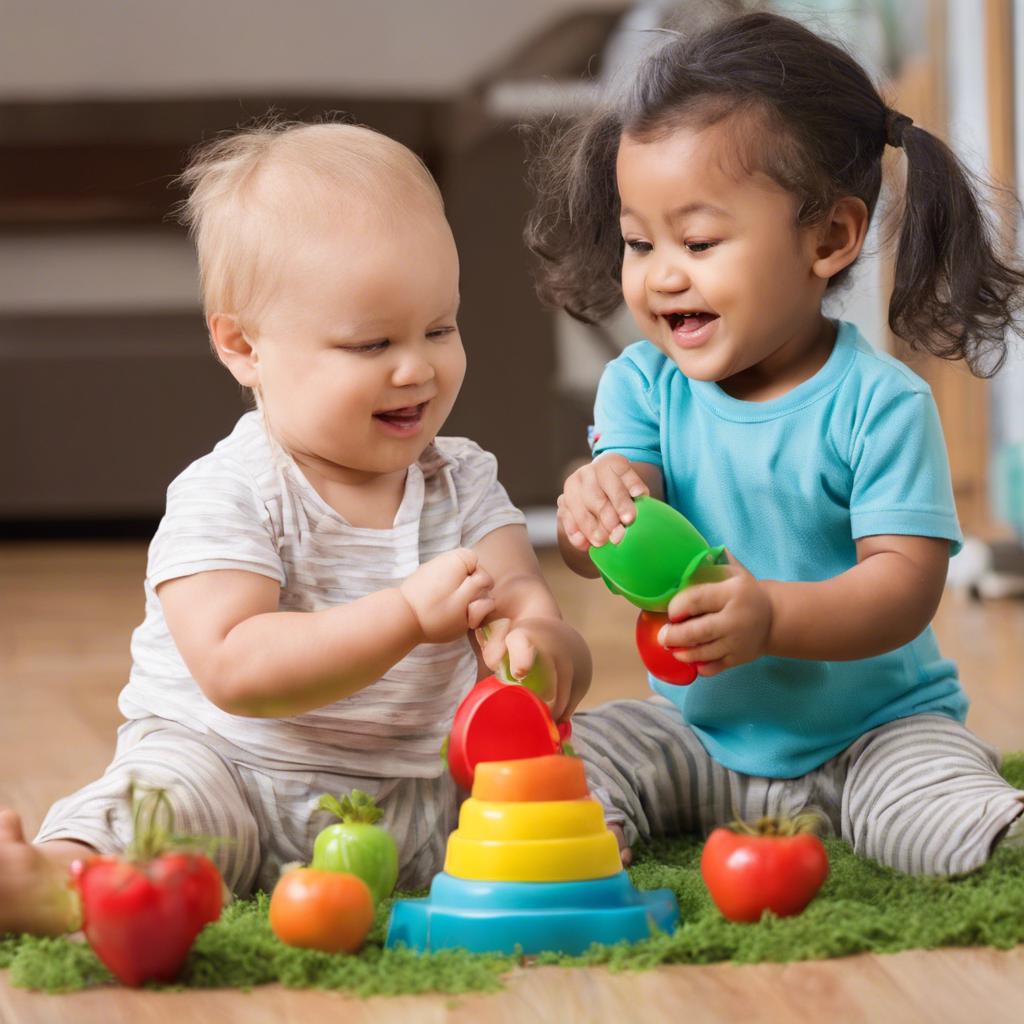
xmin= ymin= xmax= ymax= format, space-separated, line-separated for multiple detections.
xmin=665 ymin=312 xmax=719 ymax=333
xmin=373 ymin=401 xmax=429 ymax=431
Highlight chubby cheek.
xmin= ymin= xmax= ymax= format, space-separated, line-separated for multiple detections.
xmin=620 ymin=265 xmax=651 ymax=329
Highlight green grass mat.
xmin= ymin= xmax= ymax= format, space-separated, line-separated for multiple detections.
xmin=4 ymin=754 xmax=1024 ymax=997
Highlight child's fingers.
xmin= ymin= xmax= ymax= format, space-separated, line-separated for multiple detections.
xmin=573 ymin=475 xmax=622 ymax=547
xmin=595 ymin=461 xmax=643 ymax=527
xmin=476 ymin=618 xmax=511 ymax=663
xmin=660 ymin=612 xmax=722 ymax=649
xmin=505 ymin=629 xmax=537 ymax=680
xmin=673 ymin=638 xmax=727 ymax=664
xmin=467 ymin=596 xmax=496 ymax=630
xmin=667 ymin=582 xmax=728 ymax=622
xmin=588 ymin=469 xmax=632 ymax=536
xmin=451 ymin=547 xmax=479 ymax=575
xmin=619 ymin=466 xmax=649 ymax=500
xmin=562 ymin=493 xmax=609 ymax=548
xmin=556 ymin=501 xmax=589 ymax=550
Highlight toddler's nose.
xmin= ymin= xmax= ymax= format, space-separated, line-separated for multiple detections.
xmin=391 ymin=347 xmax=436 ymax=387
xmin=649 ymin=254 xmax=690 ymax=294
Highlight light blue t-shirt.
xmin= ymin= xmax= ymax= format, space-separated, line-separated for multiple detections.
xmin=592 ymin=320 xmax=967 ymax=779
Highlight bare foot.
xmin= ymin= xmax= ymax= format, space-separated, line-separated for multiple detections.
xmin=608 ymin=822 xmax=633 ymax=867
xmin=0 ymin=808 xmax=93 ymax=935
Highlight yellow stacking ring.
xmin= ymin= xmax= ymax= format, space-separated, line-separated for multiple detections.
xmin=457 ymin=798 xmax=605 ymax=842
xmin=445 ymin=831 xmax=621 ymax=882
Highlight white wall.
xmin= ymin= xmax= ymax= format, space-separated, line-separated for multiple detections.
xmin=0 ymin=0 xmax=625 ymax=101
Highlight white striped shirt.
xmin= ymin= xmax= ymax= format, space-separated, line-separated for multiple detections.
xmin=119 ymin=412 xmax=526 ymax=778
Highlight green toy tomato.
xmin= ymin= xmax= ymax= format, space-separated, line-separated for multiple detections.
xmin=311 ymin=790 xmax=398 ymax=906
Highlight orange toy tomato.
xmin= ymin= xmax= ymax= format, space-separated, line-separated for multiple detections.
xmin=269 ymin=867 xmax=374 ymax=953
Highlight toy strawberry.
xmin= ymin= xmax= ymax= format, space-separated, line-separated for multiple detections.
xmin=69 ymin=785 xmax=224 ymax=987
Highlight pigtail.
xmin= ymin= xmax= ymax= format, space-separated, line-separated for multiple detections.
xmin=523 ymin=110 xmax=625 ymax=323
xmin=889 ymin=122 xmax=1024 ymax=377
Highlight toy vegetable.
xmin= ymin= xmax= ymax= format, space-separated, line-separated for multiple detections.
xmin=311 ymin=790 xmax=398 ymax=905
xmin=700 ymin=814 xmax=829 ymax=922
xmin=269 ymin=866 xmax=374 ymax=953
xmin=634 ymin=610 xmax=698 ymax=686
xmin=69 ymin=786 xmax=224 ymax=987
xmin=444 ymin=675 xmax=572 ymax=791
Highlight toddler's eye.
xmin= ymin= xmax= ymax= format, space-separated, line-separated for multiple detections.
xmin=685 ymin=240 xmax=718 ymax=253
xmin=624 ymin=239 xmax=652 ymax=254
xmin=427 ymin=326 xmax=456 ymax=340
xmin=341 ymin=340 xmax=389 ymax=353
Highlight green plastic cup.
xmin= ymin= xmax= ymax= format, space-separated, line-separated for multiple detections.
xmin=588 ymin=496 xmax=725 ymax=611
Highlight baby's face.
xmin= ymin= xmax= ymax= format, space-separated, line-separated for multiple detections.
xmin=617 ymin=123 xmax=827 ymax=391
xmin=248 ymin=200 xmax=465 ymax=481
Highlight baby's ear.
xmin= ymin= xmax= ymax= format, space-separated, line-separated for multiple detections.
xmin=208 ymin=313 xmax=260 ymax=388
xmin=811 ymin=196 xmax=869 ymax=280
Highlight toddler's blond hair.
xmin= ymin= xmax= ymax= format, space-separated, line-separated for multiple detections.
xmin=176 ymin=119 xmax=444 ymax=330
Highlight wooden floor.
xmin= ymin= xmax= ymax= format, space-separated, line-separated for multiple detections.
xmin=2 ymin=541 xmax=1024 ymax=1023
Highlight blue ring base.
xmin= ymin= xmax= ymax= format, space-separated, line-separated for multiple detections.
xmin=385 ymin=871 xmax=679 ymax=955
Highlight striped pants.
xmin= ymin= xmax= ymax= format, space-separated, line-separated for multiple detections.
xmin=34 ymin=718 xmax=460 ymax=897
xmin=572 ymin=697 xmax=1024 ymax=876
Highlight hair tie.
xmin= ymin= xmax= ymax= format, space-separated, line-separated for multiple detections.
xmin=884 ymin=109 xmax=913 ymax=149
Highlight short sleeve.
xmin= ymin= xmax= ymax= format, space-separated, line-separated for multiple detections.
xmin=147 ymin=455 xmax=286 ymax=589
xmin=591 ymin=352 xmax=663 ymax=467
xmin=444 ymin=441 xmax=526 ymax=548
xmin=848 ymin=387 xmax=962 ymax=552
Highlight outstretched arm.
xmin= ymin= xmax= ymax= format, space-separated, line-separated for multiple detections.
xmin=158 ymin=548 xmax=494 ymax=717
xmin=662 ymin=534 xmax=949 ymax=674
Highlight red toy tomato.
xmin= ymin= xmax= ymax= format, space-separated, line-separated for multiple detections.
xmin=71 ymin=850 xmax=223 ymax=987
xmin=69 ymin=786 xmax=224 ymax=987
xmin=445 ymin=675 xmax=572 ymax=791
xmin=269 ymin=866 xmax=374 ymax=954
xmin=700 ymin=817 xmax=829 ymax=922
xmin=635 ymin=610 xmax=698 ymax=685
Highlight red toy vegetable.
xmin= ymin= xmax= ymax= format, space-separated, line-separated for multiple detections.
xmin=444 ymin=675 xmax=572 ymax=791
xmin=69 ymin=787 xmax=223 ymax=987
xmin=700 ymin=815 xmax=829 ymax=923
xmin=635 ymin=610 xmax=698 ymax=685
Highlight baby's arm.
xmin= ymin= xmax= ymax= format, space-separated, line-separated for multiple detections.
xmin=158 ymin=548 xmax=494 ymax=717
xmin=556 ymin=454 xmax=665 ymax=577
xmin=664 ymin=534 xmax=949 ymax=673
xmin=472 ymin=524 xmax=593 ymax=720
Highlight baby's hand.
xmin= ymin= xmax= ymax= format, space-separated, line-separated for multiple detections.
xmin=400 ymin=548 xmax=495 ymax=644
xmin=660 ymin=552 xmax=773 ymax=676
xmin=477 ymin=617 xmax=590 ymax=721
xmin=557 ymin=454 xmax=649 ymax=551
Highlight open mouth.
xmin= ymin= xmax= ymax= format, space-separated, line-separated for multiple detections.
xmin=373 ymin=401 xmax=429 ymax=434
xmin=663 ymin=311 xmax=720 ymax=349
xmin=665 ymin=311 xmax=719 ymax=333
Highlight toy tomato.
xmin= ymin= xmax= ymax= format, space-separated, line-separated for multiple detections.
xmin=444 ymin=675 xmax=572 ymax=791
xmin=700 ymin=815 xmax=829 ymax=922
xmin=635 ymin=610 xmax=698 ymax=685
xmin=70 ymin=787 xmax=223 ymax=987
xmin=269 ymin=866 xmax=374 ymax=953
xmin=311 ymin=790 xmax=398 ymax=905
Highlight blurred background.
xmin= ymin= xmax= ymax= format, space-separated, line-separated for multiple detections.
xmin=1 ymin=1 xmax=1023 ymax=819
xmin=2 ymin=0 xmax=1023 ymax=552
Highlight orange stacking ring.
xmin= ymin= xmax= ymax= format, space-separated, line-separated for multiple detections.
xmin=472 ymin=755 xmax=589 ymax=803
